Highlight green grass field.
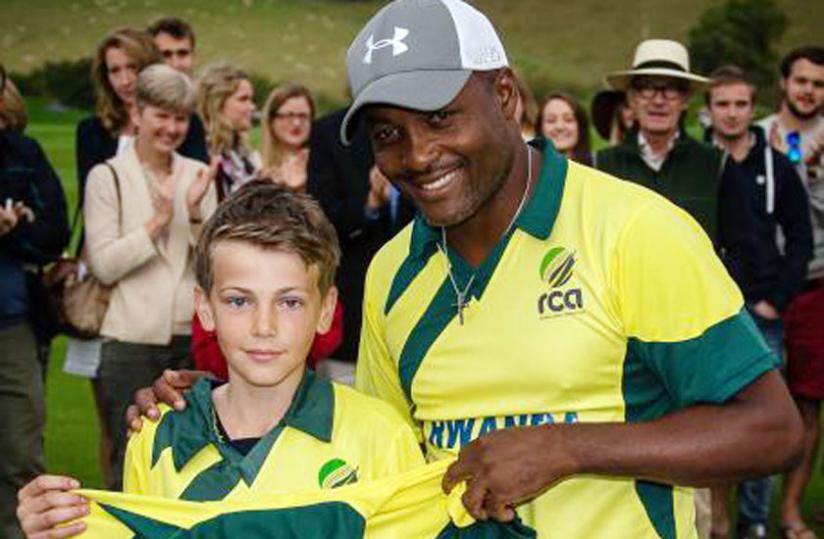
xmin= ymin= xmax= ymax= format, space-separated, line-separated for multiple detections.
xmin=2 ymin=0 xmax=823 ymax=104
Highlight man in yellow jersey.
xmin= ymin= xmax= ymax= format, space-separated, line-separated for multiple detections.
xmin=126 ymin=1 xmax=802 ymax=537
xmin=342 ymin=1 xmax=801 ymax=536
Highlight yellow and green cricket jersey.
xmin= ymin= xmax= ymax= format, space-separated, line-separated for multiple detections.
xmin=123 ymin=370 xmax=424 ymax=501
xmin=356 ymin=139 xmax=776 ymax=538
xmin=76 ymin=459 xmax=536 ymax=538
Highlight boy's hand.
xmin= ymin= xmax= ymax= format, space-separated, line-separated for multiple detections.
xmin=125 ymin=369 xmax=208 ymax=433
xmin=17 ymin=475 xmax=87 ymax=538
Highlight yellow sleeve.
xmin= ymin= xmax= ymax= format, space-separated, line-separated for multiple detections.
xmin=122 ymin=426 xmax=150 ymax=495
xmin=375 ymin=411 xmax=426 ymax=479
xmin=355 ymin=267 xmax=421 ymax=442
xmin=612 ymin=200 xmax=773 ymax=409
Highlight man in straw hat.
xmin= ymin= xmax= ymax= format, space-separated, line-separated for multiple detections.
xmin=120 ymin=3 xmax=800 ymax=538
xmin=596 ymin=40 xmax=753 ymax=258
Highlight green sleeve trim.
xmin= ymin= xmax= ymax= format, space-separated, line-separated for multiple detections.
xmin=625 ymin=308 xmax=776 ymax=414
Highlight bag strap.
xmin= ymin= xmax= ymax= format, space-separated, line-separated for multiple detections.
xmin=71 ymin=162 xmax=122 ymax=257
xmin=104 ymin=162 xmax=123 ymax=232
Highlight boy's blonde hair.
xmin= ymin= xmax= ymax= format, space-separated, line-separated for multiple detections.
xmin=137 ymin=64 xmax=195 ymax=113
xmin=195 ymin=181 xmax=340 ymax=294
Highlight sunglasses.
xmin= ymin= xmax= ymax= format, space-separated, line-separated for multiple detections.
xmin=786 ymin=131 xmax=802 ymax=164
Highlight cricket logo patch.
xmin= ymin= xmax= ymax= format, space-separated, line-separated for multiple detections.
xmin=318 ymin=458 xmax=359 ymax=489
xmin=537 ymin=246 xmax=584 ymax=317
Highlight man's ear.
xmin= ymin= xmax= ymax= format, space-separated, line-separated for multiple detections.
xmin=495 ymin=68 xmax=520 ymax=122
xmin=194 ymin=285 xmax=216 ymax=332
xmin=316 ymin=286 xmax=338 ymax=335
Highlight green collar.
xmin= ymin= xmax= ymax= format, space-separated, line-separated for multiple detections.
xmin=408 ymin=140 xmax=568 ymax=260
xmin=151 ymin=370 xmax=334 ymax=486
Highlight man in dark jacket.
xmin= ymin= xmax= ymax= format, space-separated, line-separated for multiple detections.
xmin=0 ymin=64 xmax=69 ymax=539
xmin=595 ymin=40 xmax=754 ymax=285
xmin=705 ymin=65 xmax=813 ymax=539
xmin=595 ymin=39 xmax=761 ymax=538
xmin=307 ymin=108 xmax=414 ymax=378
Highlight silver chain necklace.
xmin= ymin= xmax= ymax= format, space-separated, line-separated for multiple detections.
xmin=437 ymin=146 xmax=533 ymax=325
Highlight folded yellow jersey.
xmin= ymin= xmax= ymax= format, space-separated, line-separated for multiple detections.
xmin=74 ymin=460 xmax=535 ymax=538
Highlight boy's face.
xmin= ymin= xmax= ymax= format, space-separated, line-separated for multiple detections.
xmin=195 ymin=240 xmax=337 ymax=388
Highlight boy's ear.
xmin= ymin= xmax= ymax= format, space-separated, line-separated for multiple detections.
xmin=194 ymin=285 xmax=216 ymax=332
xmin=315 ymin=286 xmax=338 ymax=335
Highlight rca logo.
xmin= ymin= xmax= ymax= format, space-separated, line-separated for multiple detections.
xmin=538 ymin=289 xmax=583 ymax=314
xmin=537 ymin=246 xmax=584 ymax=316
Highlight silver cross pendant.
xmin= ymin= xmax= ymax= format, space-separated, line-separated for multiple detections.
xmin=454 ymin=293 xmax=469 ymax=325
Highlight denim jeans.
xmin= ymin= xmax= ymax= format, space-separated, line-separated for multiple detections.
xmin=738 ymin=306 xmax=784 ymax=528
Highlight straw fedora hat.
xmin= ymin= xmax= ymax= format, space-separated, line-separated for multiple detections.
xmin=606 ymin=39 xmax=708 ymax=92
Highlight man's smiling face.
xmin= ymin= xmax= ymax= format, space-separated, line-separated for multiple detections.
xmin=364 ymin=71 xmax=518 ymax=228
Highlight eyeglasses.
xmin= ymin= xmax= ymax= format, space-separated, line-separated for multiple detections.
xmin=630 ymin=78 xmax=689 ymax=100
xmin=786 ymin=131 xmax=802 ymax=164
xmin=273 ymin=112 xmax=311 ymax=123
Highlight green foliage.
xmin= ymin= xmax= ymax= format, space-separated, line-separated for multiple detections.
xmin=10 ymin=58 xmax=95 ymax=111
xmin=248 ymin=71 xmax=275 ymax=109
xmin=688 ymin=0 xmax=788 ymax=103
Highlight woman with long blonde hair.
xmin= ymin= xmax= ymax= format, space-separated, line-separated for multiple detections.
xmin=196 ymin=63 xmax=259 ymax=200
xmin=260 ymin=82 xmax=315 ymax=192
xmin=76 ymin=27 xmax=161 ymax=202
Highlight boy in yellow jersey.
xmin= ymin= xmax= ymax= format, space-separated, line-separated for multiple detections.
xmin=16 ymin=182 xmax=424 ymax=536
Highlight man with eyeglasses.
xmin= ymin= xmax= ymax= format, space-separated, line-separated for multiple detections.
xmin=758 ymin=46 xmax=824 ymax=539
xmin=595 ymin=40 xmax=752 ymax=267
xmin=595 ymin=39 xmax=760 ymax=537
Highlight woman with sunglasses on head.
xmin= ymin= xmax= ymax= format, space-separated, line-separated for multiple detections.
xmin=196 ymin=63 xmax=259 ymax=201
xmin=260 ymin=82 xmax=314 ymax=192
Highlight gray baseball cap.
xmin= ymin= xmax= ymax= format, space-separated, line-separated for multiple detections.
xmin=340 ymin=0 xmax=509 ymax=145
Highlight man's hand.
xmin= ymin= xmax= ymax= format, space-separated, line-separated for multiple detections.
xmin=17 ymin=475 xmax=87 ymax=539
xmin=753 ymin=300 xmax=779 ymax=321
xmin=125 ymin=369 xmax=207 ymax=433
xmin=442 ymin=425 xmax=578 ymax=522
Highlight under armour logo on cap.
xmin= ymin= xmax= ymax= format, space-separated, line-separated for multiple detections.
xmin=341 ymin=0 xmax=509 ymax=145
xmin=363 ymin=26 xmax=410 ymax=64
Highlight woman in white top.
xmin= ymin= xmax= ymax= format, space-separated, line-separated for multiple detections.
xmin=260 ymin=82 xmax=314 ymax=192
xmin=196 ymin=63 xmax=259 ymax=201
xmin=83 ymin=64 xmax=216 ymax=489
